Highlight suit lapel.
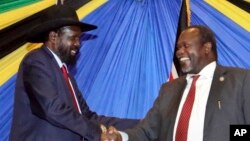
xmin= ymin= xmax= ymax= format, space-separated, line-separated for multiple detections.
xmin=41 ymin=46 xmax=77 ymax=107
xmin=203 ymin=65 xmax=227 ymax=134
xmin=166 ymin=77 xmax=187 ymax=141
xmin=172 ymin=77 xmax=187 ymax=121
xmin=41 ymin=45 xmax=54 ymax=59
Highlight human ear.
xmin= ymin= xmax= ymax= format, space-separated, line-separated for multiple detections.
xmin=48 ymin=31 xmax=57 ymax=43
xmin=204 ymin=42 xmax=212 ymax=54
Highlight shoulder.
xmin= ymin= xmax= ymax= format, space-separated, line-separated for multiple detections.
xmin=159 ymin=76 xmax=186 ymax=95
xmin=218 ymin=65 xmax=249 ymax=72
xmin=216 ymin=65 xmax=250 ymax=82
xmin=161 ymin=76 xmax=186 ymax=88
xmin=22 ymin=46 xmax=53 ymax=65
xmin=217 ymin=65 xmax=250 ymax=76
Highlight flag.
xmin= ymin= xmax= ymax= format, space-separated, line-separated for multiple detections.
xmin=170 ymin=0 xmax=190 ymax=80
xmin=169 ymin=63 xmax=179 ymax=81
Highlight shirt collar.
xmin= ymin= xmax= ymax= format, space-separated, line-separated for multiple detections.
xmin=47 ymin=47 xmax=64 ymax=68
xmin=186 ymin=61 xmax=216 ymax=80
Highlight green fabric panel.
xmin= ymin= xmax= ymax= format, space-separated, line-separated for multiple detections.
xmin=0 ymin=0 xmax=41 ymax=13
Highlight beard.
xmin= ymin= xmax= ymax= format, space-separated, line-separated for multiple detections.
xmin=64 ymin=53 xmax=77 ymax=65
xmin=56 ymin=45 xmax=78 ymax=65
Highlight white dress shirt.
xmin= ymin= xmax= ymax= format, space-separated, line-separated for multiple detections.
xmin=47 ymin=47 xmax=82 ymax=114
xmin=173 ymin=61 xmax=216 ymax=141
xmin=47 ymin=47 xmax=63 ymax=68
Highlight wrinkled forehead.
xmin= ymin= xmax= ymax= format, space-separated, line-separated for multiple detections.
xmin=181 ymin=28 xmax=200 ymax=38
xmin=178 ymin=28 xmax=200 ymax=43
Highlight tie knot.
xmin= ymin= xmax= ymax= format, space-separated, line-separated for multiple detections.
xmin=61 ymin=64 xmax=68 ymax=74
xmin=192 ymin=75 xmax=199 ymax=79
xmin=191 ymin=75 xmax=200 ymax=84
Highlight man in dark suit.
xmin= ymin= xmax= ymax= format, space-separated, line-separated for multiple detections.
xmin=101 ymin=25 xmax=250 ymax=141
xmin=10 ymin=5 xmax=138 ymax=141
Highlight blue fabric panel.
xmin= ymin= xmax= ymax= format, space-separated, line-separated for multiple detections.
xmin=190 ymin=1 xmax=250 ymax=69
xmin=0 ymin=75 xmax=16 ymax=141
xmin=73 ymin=0 xmax=181 ymax=119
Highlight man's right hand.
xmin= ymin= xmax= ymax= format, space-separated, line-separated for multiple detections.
xmin=101 ymin=126 xmax=122 ymax=141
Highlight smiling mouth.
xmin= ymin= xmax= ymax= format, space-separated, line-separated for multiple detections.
xmin=71 ymin=50 xmax=77 ymax=56
xmin=179 ymin=57 xmax=190 ymax=62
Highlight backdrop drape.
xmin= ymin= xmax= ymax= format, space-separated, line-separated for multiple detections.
xmin=73 ymin=0 xmax=182 ymax=119
xmin=1 ymin=1 xmax=250 ymax=141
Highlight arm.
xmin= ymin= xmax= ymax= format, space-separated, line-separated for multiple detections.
xmin=124 ymin=96 xmax=162 ymax=141
xmin=100 ymin=93 xmax=162 ymax=141
xmin=70 ymin=75 xmax=139 ymax=130
xmin=124 ymin=79 xmax=183 ymax=141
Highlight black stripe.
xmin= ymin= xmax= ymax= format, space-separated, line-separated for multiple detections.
xmin=227 ymin=0 xmax=250 ymax=13
xmin=173 ymin=1 xmax=188 ymax=76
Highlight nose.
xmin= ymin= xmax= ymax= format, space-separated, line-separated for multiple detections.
xmin=175 ymin=47 xmax=184 ymax=58
xmin=74 ymin=39 xmax=80 ymax=48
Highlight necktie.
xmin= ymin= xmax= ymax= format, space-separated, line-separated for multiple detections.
xmin=175 ymin=75 xmax=200 ymax=141
xmin=61 ymin=64 xmax=81 ymax=114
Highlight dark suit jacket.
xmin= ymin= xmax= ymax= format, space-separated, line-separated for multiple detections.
xmin=10 ymin=46 xmax=138 ymax=141
xmin=126 ymin=65 xmax=250 ymax=141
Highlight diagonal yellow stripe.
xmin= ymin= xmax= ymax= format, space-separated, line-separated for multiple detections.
xmin=77 ymin=0 xmax=108 ymax=19
xmin=0 ymin=43 xmax=42 ymax=85
xmin=205 ymin=0 xmax=250 ymax=32
xmin=0 ymin=0 xmax=55 ymax=30
xmin=0 ymin=0 xmax=108 ymax=86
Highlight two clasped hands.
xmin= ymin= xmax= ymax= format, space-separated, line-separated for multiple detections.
xmin=100 ymin=125 xmax=122 ymax=141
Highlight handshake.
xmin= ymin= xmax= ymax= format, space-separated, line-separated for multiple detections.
xmin=100 ymin=125 xmax=122 ymax=141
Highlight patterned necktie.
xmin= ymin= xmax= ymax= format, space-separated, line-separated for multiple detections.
xmin=61 ymin=64 xmax=81 ymax=114
xmin=175 ymin=75 xmax=200 ymax=141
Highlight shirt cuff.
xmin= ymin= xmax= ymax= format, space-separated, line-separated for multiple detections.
xmin=118 ymin=131 xmax=128 ymax=141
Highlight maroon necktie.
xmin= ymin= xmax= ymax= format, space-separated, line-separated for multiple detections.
xmin=175 ymin=75 xmax=200 ymax=141
xmin=61 ymin=64 xmax=81 ymax=113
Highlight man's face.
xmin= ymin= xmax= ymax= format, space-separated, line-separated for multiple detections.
xmin=56 ymin=26 xmax=82 ymax=65
xmin=176 ymin=28 xmax=207 ymax=74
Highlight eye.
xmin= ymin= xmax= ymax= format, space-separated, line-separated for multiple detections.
xmin=184 ymin=43 xmax=191 ymax=48
xmin=68 ymin=36 xmax=79 ymax=42
xmin=176 ymin=45 xmax=181 ymax=50
xmin=176 ymin=44 xmax=188 ymax=50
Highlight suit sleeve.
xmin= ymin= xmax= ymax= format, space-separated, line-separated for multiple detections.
xmin=124 ymin=86 xmax=165 ymax=141
xmin=22 ymin=57 xmax=101 ymax=140
xmin=70 ymin=77 xmax=139 ymax=130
